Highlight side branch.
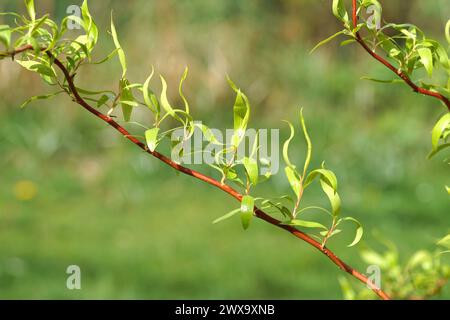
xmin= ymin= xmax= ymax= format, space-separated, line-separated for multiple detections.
xmin=3 ymin=47 xmax=391 ymax=300
xmin=351 ymin=0 xmax=450 ymax=111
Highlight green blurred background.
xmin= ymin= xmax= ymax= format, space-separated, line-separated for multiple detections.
xmin=0 ymin=0 xmax=449 ymax=299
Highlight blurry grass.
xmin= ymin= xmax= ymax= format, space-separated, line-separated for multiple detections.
xmin=0 ymin=0 xmax=449 ymax=299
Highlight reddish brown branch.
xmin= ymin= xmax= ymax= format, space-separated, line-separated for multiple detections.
xmin=3 ymin=46 xmax=391 ymax=300
xmin=351 ymin=0 xmax=450 ymax=111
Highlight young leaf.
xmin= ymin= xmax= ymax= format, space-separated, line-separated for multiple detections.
xmin=119 ymin=79 xmax=137 ymax=122
xmin=111 ymin=14 xmax=127 ymax=78
xmin=332 ymin=0 xmax=349 ymax=24
xmin=437 ymin=234 xmax=450 ymax=249
xmin=213 ymin=209 xmax=240 ymax=225
xmin=240 ymin=195 xmax=254 ymax=230
xmin=417 ymin=47 xmax=434 ymax=77
xmin=145 ymin=127 xmax=160 ymax=152
xmin=16 ymin=60 xmax=56 ymax=78
xmin=179 ymin=67 xmax=190 ymax=114
xmin=0 ymin=25 xmax=11 ymax=48
xmin=282 ymin=121 xmax=295 ymax=168
xmin=25 ymin=0 xmax=36 ymax=21
xmin=285 ymin=166 xmax=301 ymax=197
xmin=446 ymin=19 xmax=450 ymax=45
xmin=81 ymin=0 xmax=98 ymax=51
xmin=310 ymin=30 xmax=345 ymax=54
xmin=339 ymin=217 xmax=363 ymax=247
xmin=431 ymin=113 xmax=450 ymax=151
xmin=284 ymin=219 xmax=328 ymax=230
xmin=228 ymin=77 xmax=250 ymax=148
xmin=143 ymin=67 xmax=160 ymax=116
xmin=160 ymin=75 xmax=176 ymax=117
xmin=242 ymin=157 xmax=258 ymax=186
xmin=299 ymin=109 xmax=312 ymax=176
xmin=20 ymin=91 xmax=64 ymax=109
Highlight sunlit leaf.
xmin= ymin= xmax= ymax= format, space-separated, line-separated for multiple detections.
xmin=212 ymin=208 xmax=240 ymax=225
xmin=119 ymin=79 xmax=137 ymax=122
xmin=145 ymin=127 xmax=160 ymax=152
xmin=20 ymin=91 xmax=64 ymax=109
xmin=0 ymin=25 xmax=11 ymax=48
xmin=284 ymin=219 xmax=328 ymax=230
xmin=111 ymin=14 xmax=127 ymax=78
xmin=240 ymin=195 xmax=254 ymax=230
xmin=285 ymin=166 xmax=301 ymax=198
xmin=242 ymin=157 xmax=258 ymax=186
xmin=160 ymin=75 xmax=176 ymax=117
xmin=299 ymin=109 xmax=312 ymax=176
xmin=332 ymin=0 xmax=349 ymax=24
xmin=339 ymin=217 xmax=363 ymax=247
xmin=417 ymin=47 xmax=434 ymax=77
xmin=310 ymin=30 xmax=345 ymax=53
xmin=227 ymin=76 xmax=250 ymax=148
xmin=431 ymin=113 xmax=450 ymax=152
xmin=437 ymin=234 xmax=450 ymax=249
xmin=282 ymin=121 xmax=295 ymax=168
xmin=179 ymin=67 xmax=190 ymax=114
xmin=25 ymin=0 xmax=36 ymax=21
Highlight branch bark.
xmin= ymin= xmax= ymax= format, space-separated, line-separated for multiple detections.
xmin=2 ymin=46 xmax=391 ymax=300
xmin=351 ymin=0 xmax=450 ymax=111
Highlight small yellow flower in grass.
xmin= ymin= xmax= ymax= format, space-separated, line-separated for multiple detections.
xmin=13 ymin=180 xmax=38 ymax=201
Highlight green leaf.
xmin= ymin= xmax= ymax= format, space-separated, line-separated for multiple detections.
xmin=96 ymin=94 xmax=110 ymax=108
xmin=446 ymin=19 xmax=450 ymax=45
xmin=145 ymin=127 xmax=160 ymax=152
xmin=119 ymin=79 xmax=137 ymax=122
xmin=417 ymin=47 xmax=434 ymax=77
xmin=213 ymin=209 xmax=240 ymax=225
xmin=310 ymin=30 xmax=345 ymax=53
xmin=20 ymin=91 xmax=64 ymax=109
xmin=111 ymin=14 xmax=127 ymax=78
xmin=228 ymin=77 xmax=250 ymax=147
xmin=284 ymin=219 xmax=327 ymax=230
xmin=437 ymin=234 xmax=450 ymax=249
xmin=25 ymin=0 xmax=36 ymax=21
xmin=446 ymin=186 xmax=450 ymax=195
xmin=339 ymin=217 xmax=363 ymax=247
xmin=282 ymin=121 xmax=295 ymax=168
xmin=242 ymin=157 xmax=258 ymax=186
xmin=160 ymin=75 xmax=176 ymax=117
xmin=431 ymin=113 xmax=450 ymax=151
xmin=179 ymin=67 xmax=190 ymax=114
xmin=320 ymin=178 xmax=341 ymax=217
xmin=0 ymin=25 xmax=11 ymax=48
xmin=81 ymin=0 xmax=98 ymax=51
xmin=240 ymin=195 xmax=254 ymax=230
xmin=16 ymin=60 xmax=56 ymax=78
xmin=143 ymin=67 xmax=160 ymax=117
xmin=332 ymin=0 xmax=349 ymax=24
xmin=361 ymin=76 xmax=404 ymax=84
xmin=304 ymin=168 xmax=338 ymax=190
xmin=285 ymin=166 xmax=301 ymax=198
xmin=299 ymin=109 xmax=312 ymax=176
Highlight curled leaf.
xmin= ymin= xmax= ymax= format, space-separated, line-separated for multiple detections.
xmin=339 ymin=217 xmax=363 ymax=247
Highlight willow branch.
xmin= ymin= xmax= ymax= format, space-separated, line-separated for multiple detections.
xmin=351 ymin=0 xmax=450 ymax=111
xmin=2 ymin=46 xmax=390 ymax=300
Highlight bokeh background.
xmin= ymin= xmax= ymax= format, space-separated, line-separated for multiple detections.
xmin=0 ymin=0 xmax=449 ymax=299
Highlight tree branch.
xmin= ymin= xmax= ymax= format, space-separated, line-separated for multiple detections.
xmin=351 ymin=0 xmax=450 ymax=111
xmin=2 ymin=46 xmax=391 ymax=300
